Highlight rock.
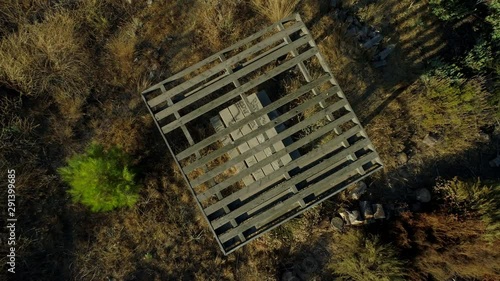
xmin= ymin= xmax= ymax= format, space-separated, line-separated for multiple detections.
xmin=373 ymin=60 xmax=387 ymax=68
xmin=478 ymin=132 xmax=490 ymax=142
xmin=423 ymin=133 xmax=439 ymax=147
xmin=339 ymin=211 xmax=351 ymax=225
xmin=360 ymin=201 xmax=374 ymax=219
xmin=347 ymin=210 xmax=363 ymax=225
xmin=350 ymin=181 xmax=367 ymax=200
xmin=372 ymin=204 xmax=386 ymax=219
xmin=331 ymin=217 xmax=345 ymax=232
xmin=377 ymin=44 xmax=396 ymax=60
xmin=397 ymin=152 xmax=408 ymax=165
xmin=415 ymin=188 xmax=431 ymax=203
xmin=363 ymin=34 xmax=382 ymax=49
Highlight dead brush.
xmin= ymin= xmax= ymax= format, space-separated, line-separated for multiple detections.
xmin=0 ymin=12 xmax=91 ymax=98
xmin=250 ymin=0 xmax=300 ymax=22
xmin=103 ymin=19 xmax=141 ymax=87
xmin=0 ymin=0 xmax=55 ymax=35
xmin=92 ymin=116 xmax=149 ymax=156
xmin=199 ymin=0 xmax=240 ymax=50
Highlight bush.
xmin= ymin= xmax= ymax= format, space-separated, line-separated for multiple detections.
xmin=328 ymin=230 xmax=406 ymax=281
xmin=415 ymin=66 xmax=490 ymax=144
xmin=429 ymin=0 xmax=476 ymax=21
xmin=58 ymin=144 xmax=140 ymax=212
xmin=486 ymin=0 xmax=500 ymax=42
xmin=0 ymin=12 xmax=90 ymax=98
xmin=393 ymin=212 xmax=500 ymax=280
xmin=250 ymin=0 xmax=300 ymax=22
xmin=435 ymin=177 xmax=500 ymax=241
xmin=0 ymin=11 xmax=92 ymax=123
xmin=464 ymin=39 xmax=494 ymax=72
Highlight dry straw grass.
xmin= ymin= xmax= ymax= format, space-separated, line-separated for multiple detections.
xmin=104 ymin=20 xmax=141 ymax=86
xmin=0 ymin=12 xmax=90 ymax=97
xmin=0 ymin=11 xmax=91 ymax=121
xmin=250 ymin=0 xmax=301 ymax=22
xmin=199 ymin=0 xmax=241 ymax=50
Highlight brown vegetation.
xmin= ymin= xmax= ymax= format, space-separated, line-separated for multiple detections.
xmin=392 ymin=212 xmax=500 ymax=280
xmin=0 ymin=0 xmax=498 ymax=280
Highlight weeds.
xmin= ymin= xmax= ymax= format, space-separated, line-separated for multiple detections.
xmin=0 ymin=12 xmax=91 ymax=98
xmin=393 ymin=212 xmax=500 ymax=280
xmin=1 ymin=0 xmax=498 ymax=280
xmin=328 ymin=230 xmax=406 ymax=281
xmin=435 ymin=177 xmax=500 ymax=241
xmin=250 ymin=0 xmax=300 ymax=22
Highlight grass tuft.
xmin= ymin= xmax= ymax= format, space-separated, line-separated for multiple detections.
xmin=250 ymin=0 xmax=300 ymax=22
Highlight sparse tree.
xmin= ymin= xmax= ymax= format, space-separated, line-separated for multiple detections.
xmin=58 ymin=143 xmax=140 ymax=212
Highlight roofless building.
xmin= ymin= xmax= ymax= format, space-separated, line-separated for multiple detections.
xmin=142 ymin=13 xmax=383 ymax=254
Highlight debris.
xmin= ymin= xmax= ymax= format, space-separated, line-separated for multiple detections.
xmin=339 ymin=211 xmax=351 ymax=225
xmin=377 ymin=44 xmax=396 ymax=60
xmin=331 ymin=217 xmax=345 ymax=232
xmin=350 ymin=181 xmax=367 ymax=200
xmin=360 ymin=201 xmax=374 ymax=219
xmin=423 ymin=133 xmax=439 ymax=147
xmin=363 ymin=34 xmax=382 ymax=49
xmin=372 ymin=204 xmax=386 ymax=219
xmin=397 ymin=152 xmax=408 ymax=165
xmin=347 ymin=210 xmax=363 ymax=225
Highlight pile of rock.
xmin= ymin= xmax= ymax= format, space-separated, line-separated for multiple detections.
xmin=330 ymin=2 xmax=395 ymax=68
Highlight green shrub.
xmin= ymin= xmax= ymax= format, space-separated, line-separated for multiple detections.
xmin=416 ymin=66 xmax=490 ymax=144
xmin=58 ymin=144 xmax=140 ymax=212
xmin=435 ymin=177 xmax=500 ymax=241
xmin=328 ymin=230 xmax=406 ymax=281
xmin=429 ymin=0 xmax=476 ymax=21
xmin=464 ymin=39 xmax=494 ymax=72
xmin=486 ymin=0 xmax=500 ymax=42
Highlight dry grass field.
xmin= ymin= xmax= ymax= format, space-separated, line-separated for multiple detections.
xmin=1 ymin=0 xmax=498 ymax=280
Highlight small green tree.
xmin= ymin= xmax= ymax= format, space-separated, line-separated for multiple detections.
xmin=328 ymin=230 xmax=406 ymax=281
xmin=58 ymin=143 xmax=140 ymax=212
